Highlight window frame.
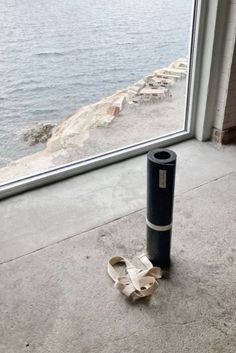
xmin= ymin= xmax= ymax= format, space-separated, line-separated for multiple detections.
xmin=0 ymin=0 xmax=224 ymax=200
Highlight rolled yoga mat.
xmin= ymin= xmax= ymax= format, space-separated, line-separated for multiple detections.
xmin=146 ymin=148 xmax=177 ymax=268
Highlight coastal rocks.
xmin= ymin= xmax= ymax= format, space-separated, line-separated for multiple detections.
xmin=107 ymin=106 xmax=120 ymax=116
xmin=23 ymin=123 xmax=55 ymax=146
xmin=97 ymin=96 xmax=127 ymax=127
xmin=45 ymin=58 xmax=188 ymax=153
xmin=106 ymin=96 xmax=126 ymax=117
xmin=96 ymin=115 xmax=114 ymax=127
xmin=127 ymin=80 xmax=146 ymax=100
xmin=169 ymin=57 xmax=188 ymax=70
xmin=144 ymin=75 xmax=155 ymax=82
xmin=0 ymin=57 xmax=188 ymax=184
xmin=113 ymin=95 xmax=126 ymax=110
xmin=46 ymin=92 xmax=128 ymax=152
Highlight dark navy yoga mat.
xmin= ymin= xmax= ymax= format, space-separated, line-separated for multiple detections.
xmin=146 ymin=148 xmax=177 ymax=268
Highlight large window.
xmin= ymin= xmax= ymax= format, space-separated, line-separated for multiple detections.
xmin=0 ymin=0 xmax=197 ymax=195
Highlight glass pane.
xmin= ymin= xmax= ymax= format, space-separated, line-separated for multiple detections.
xmin=0 ymin=0 xmax=194 ymax=184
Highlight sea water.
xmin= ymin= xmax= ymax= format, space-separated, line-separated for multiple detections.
xmin=0 ymin=0 xmax=193 ymax=165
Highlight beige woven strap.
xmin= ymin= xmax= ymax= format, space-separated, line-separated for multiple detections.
xmin=107 ymin=254 xmax=162 ymax=300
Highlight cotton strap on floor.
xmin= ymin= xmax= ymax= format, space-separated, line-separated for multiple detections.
xmin=107 ymin=254 xmax=162 ymax=300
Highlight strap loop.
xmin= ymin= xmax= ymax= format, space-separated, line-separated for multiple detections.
xmin=107 ymin=254 xmax=162 ymax=300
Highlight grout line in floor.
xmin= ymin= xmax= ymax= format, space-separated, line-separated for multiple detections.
xmin=0 ymin=208 xmax=142 ymax=266
xmin=179 ymin=171 xmax=235 ymax=196
xmin=1 ymin=171 xmax=234 ymax=266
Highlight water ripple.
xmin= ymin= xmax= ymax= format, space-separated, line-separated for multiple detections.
xmin=0 ymin=0 xmax=192 ymax=163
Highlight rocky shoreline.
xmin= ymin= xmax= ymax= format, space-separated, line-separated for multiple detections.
xmin=0 ymin=58 xmax=187 ymax=184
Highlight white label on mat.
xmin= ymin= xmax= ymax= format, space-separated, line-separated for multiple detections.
xmin=159 ymin=170 xmax=166 ymax=188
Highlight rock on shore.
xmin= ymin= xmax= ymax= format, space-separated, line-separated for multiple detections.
xmin=46 ymin=91 xmax=127 ymax=153
xmin=23 ymin=123 xmax=55 ymax=146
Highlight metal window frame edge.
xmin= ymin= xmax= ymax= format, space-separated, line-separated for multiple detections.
xmin=192 ymin=0 xmax=230 ymax=140
xmin=0 ymin=130 xmax=191 ymax=200
xmin=0 ymin=0 xmax=205 ymax=200
xmin=185 ymin=0 xmax=204 ymax=136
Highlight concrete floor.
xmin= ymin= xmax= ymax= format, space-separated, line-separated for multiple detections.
xmin=0 ymin=139 xmax=236 ymax=353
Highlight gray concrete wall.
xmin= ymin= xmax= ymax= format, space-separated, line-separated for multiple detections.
xmin=223 ymin=40 xmax=236 ymax=130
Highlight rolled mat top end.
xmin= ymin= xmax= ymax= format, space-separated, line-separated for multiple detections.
xmin=147 ymin=148 xmax=177 ymax=166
